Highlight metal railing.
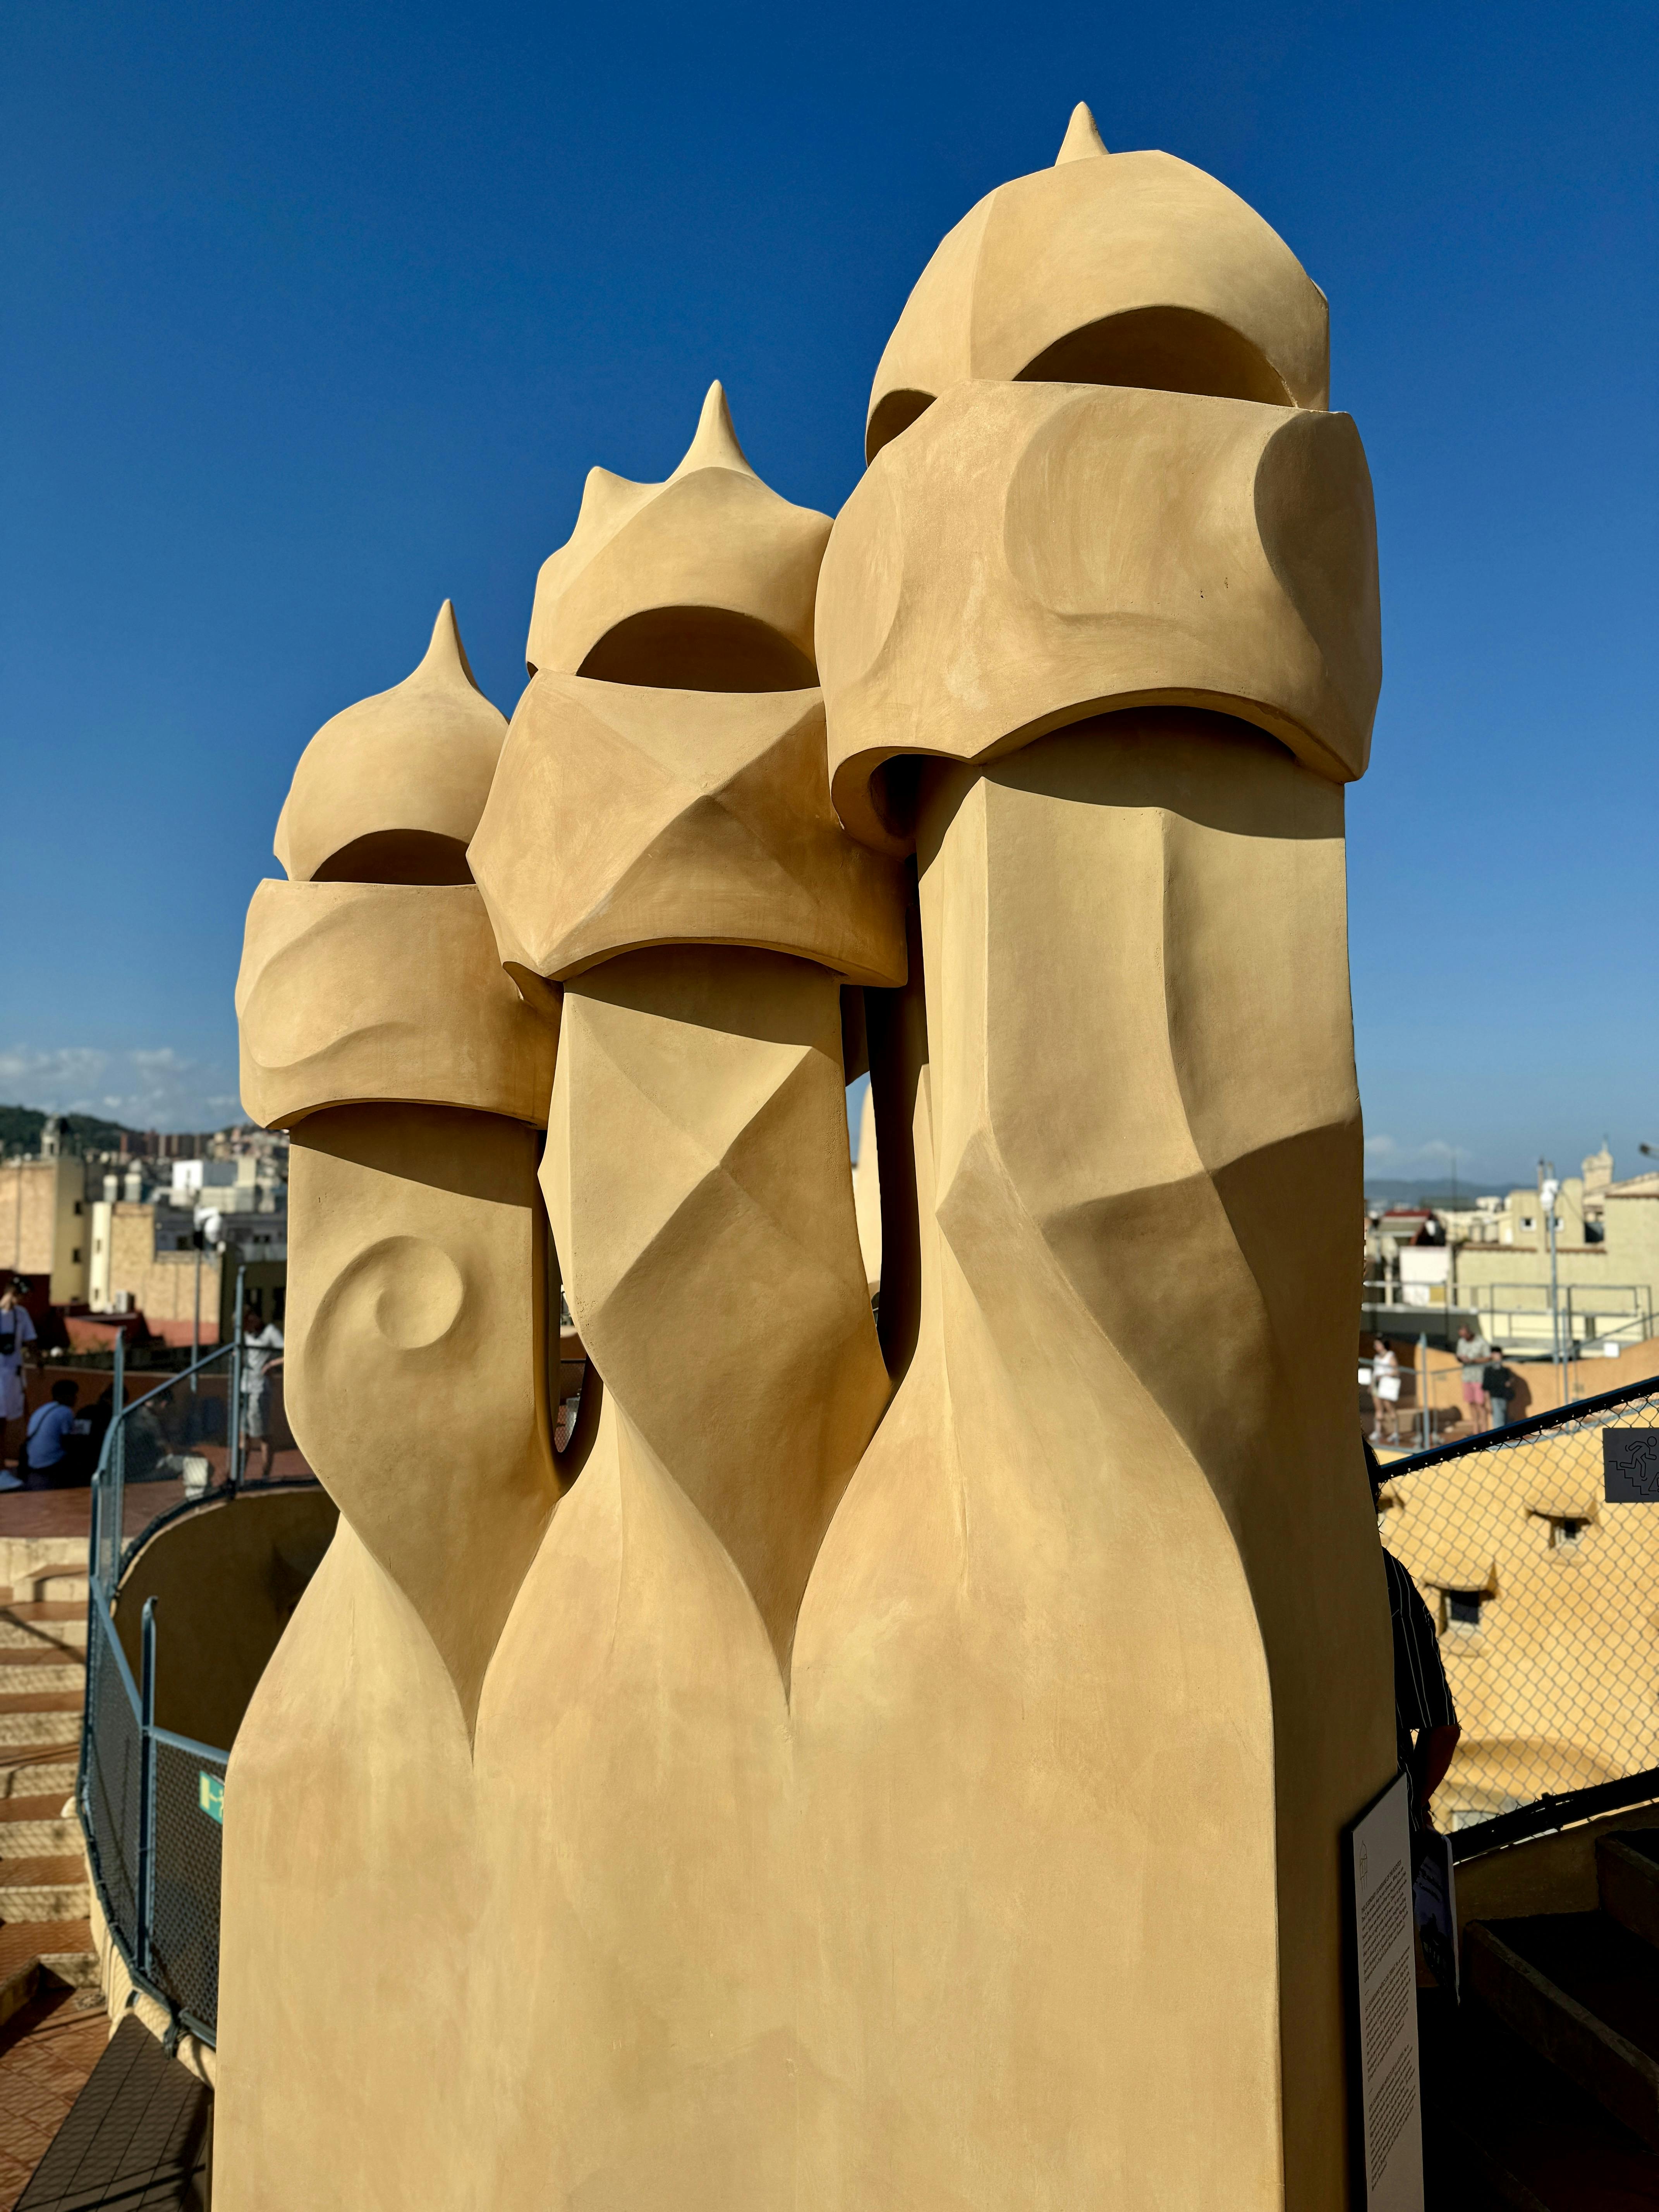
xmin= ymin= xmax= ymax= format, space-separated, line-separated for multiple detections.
xmin=1461 ymin=1282 xmax=1654 ymax=1358
xmin=78 ymin=1282 xmax=307 ymax=2048
xmin=1381 ymin=1369 xmax=1659 ymax=1861
xmin=82 ymin=1585 xmax=229 ymax=2046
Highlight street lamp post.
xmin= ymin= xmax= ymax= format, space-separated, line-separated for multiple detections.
xmin=190 ymin=1207 xmax=223 ymax=1396
xmin=1539 ymin=1164 xmax=1563 ymax=1404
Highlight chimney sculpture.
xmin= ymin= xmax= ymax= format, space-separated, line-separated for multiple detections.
xmin=219 ymin=111 xmax=1396 ymax=2211
xmin=811 ymin=106 xmax=1394 ymax=2208
xmin=222 ymin=605 xmax=558 ymax=2199
xmin=470 ymin=381 xmax=901 ymax=1681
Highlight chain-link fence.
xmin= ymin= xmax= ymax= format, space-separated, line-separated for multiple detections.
xmin=79 ymin=1295 xmax=310 ymax=2047
xmin=147 ymin=1727 xmax=227 ymax=2032
xmin=81 ymin=1604 xmax=142 ymax=1942
xmin=80 ymin=1602 xmax=227 ymax=2044
xmin=1381 ymin=1369 xmax=1659 ymax=1858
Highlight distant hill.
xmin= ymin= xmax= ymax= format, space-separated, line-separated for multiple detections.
xmin=1366 ymin=1175 xmax=1530 ymax=1207
xmin=0 ymin=1104 xmax=139 ymax=1158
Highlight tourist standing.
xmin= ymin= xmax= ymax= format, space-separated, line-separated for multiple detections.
xmin=1484 ymin=1350 xmax=1516 ymax=1431
xmin=1370 ymin=1337 xmax=1402 ymax=1447
xmin=239 ymin=1303 xmax=285 ymax=1483
xmin=0 ymin=1282 xmax=38 ymax=1472
xmin=1455 ymin=1322 xmax=1491 ymax=1433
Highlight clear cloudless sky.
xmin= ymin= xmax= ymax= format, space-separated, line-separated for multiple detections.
xmin=2 ymin=0 xmax=1654 ymax=1183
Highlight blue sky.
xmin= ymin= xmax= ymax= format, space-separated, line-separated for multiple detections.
xmin=2 ymin=0 xmax=1654 ymax=1187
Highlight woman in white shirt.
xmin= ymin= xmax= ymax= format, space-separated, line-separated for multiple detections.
xmin=1370 ymin=1336 xmax=1401 ymax=1447
xmin=239 ymin=1303 xmax=285 ymax=1483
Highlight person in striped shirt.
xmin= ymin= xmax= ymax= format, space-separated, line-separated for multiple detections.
xmin=1366 ymin=1437 xmax=1461 ymax=1840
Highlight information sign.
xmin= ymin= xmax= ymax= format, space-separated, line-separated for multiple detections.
xmin=1604 ymin=1431 xmax=1659 ymax=1503
xmin=1347 ymin=1771 xmax=1423 ymax=2212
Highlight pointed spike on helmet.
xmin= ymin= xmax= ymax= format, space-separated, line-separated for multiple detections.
xmin=416 ymin=599 xmax=481 ymax=693
xmin=670 ymin=380 xmax=757 ymax=481
xmin=1054 ymin=101 xmax=1108 ymax=165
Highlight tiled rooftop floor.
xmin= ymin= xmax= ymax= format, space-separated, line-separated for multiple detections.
xmin=0 ymin=1984 xmax=109 ymax=2210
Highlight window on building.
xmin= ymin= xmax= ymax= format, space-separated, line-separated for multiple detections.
xmin=1444 ymin=1589 xmax=1485 ymax=1632
xmin=71 ymin=1248 xmax=81 ymax=1264
xmin=72 ymin=1200 xmax=83 ymax=1216
xmin=1520 ymin=1215 xmax=1536 ymax=1232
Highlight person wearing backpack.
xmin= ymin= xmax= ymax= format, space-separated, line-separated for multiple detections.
xmin=1484 ymin=1350 xmax=1516 ymax=1430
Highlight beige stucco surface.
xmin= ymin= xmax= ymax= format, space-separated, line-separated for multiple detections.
xmin=866 ymin=107 xmax=1329 ymax=460
xmin=237 ymin=880 xmax=555 ymax=1129
xmin=217 ymin=101 xmax=1396 ymax=2211
xmin=470 ymin=678 xmax=905 ymax=987
xmin=275 ymin=600 xmax=507 ymax=887
xmin=819 ymin=377 xmax=1381 ymax=849
xmin=526 ymin=382 xmax=831 ymax=689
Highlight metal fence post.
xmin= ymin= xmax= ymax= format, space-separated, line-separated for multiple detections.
xmin=228 ymin=1262 xmax=246 ymax=1493
xmin=136 ymin=1595 xmax=158 ymax=1977
xmin=108 ymin=1329 xmax=126 ymax=1591
xmin=1419 ymin=1331 xmax=1431 ymax=1450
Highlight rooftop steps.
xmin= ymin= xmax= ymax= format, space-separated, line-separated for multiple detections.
xmin=1448 ymin=1824 xmax=1659 ymax=2203
xmin=0 ymin=1601 xmax=87 ymax=1654
xmin=0 ymin=1579 xmax=96 ymax=2029
xmin=1421 ymin=1989 xmax=1659 ymax=2210
xmin=0 ymin=1796 xmax=81 ymax=1856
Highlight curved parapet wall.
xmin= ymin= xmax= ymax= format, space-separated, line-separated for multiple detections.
xmin=114 ymin=1487 xmax=339 ymax=1755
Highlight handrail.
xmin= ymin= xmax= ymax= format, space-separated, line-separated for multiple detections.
xmin=108 ymin=1341 xmax=239 ymax=1426
xmin=1451 ymin=1768 xmax=1659 ymax=1864
xmin=151 ymin=1721 xmax=233 ymax=1765
xmin=136 ymin=1599 xmax=157 ymax=1980
xmin=77 ymin=1273 xmax=312 ymax=2049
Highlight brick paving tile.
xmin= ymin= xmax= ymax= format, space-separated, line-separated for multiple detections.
xmin=0 ymin=1984 xmax=108 ymax=2209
